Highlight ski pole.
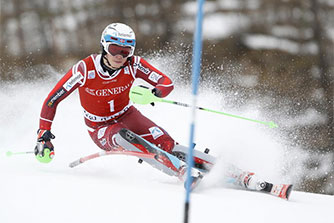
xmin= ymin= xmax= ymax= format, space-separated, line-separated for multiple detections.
xmin=6 ymin=151 xmax=34 ymax=157
xmin=130 ymin=86 xmax=278 ymax=128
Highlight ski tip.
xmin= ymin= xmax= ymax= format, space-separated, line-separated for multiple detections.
xmin=270 ymin=183 xmax=293 ymax=200
xmin=69 ymin=159 xmax=81 ymax=168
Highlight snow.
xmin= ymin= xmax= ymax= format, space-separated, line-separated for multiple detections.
xmin=284 ymin=108 xmax=327 ymax=127
xmin=235 ymin=74 xmax=258 ymax=88
xmin=5 ymin=19 xmax=21 ymax=56
xmin=178 ymin=13 xmax=249 ymax=40
xmin=182 ymin=0 xmax=261 ymax=13
xmin=243 ymin=34 xmax=319 ymax=55
xmin=271 ymin=26 xmax=313 ymax=39
xmin=0 ymin=77 xmax=333 ymax=223
xmin=182 ymin=1 xmax=217 ymax=15
xmin=202 ymin=14 xmax=249 ymax=39
xmin=243 ymin=35 xmax=300 ymax=54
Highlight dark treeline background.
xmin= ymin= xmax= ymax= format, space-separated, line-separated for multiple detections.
xmin=0 ymin=0 xmax=333 ymax=195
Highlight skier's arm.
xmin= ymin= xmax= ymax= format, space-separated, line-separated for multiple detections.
xmin=35 ymin=61 xmax=85 ymax=163
xmin=134 ymin=57 xmax=174 ymax=98
xmin=39 ymin=61 xmax=85 ymax=130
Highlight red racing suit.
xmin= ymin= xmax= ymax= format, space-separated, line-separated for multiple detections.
xmin=39 ymin=54 xmax=175 ymax=152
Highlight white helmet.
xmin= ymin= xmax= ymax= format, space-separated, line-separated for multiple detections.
xmin=100 ymin=23 xmax=136 ymax=57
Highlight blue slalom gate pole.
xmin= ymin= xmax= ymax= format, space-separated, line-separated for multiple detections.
xmin=184 ymin=0 xmax=205 ymax=222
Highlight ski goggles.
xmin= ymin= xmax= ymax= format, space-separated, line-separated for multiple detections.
xmin=105 ymin=43 xmax=132 ymax=58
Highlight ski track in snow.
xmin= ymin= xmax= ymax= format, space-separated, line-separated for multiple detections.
xmin=0 ymin=80 xmax=333 ymax=223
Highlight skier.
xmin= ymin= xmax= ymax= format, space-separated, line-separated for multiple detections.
xmin=35 ymin=23 xmax=292 ymax=199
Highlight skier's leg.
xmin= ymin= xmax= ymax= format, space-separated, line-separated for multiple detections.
xmin=87 ymin=107 xmax=203 ymax=181
xmin=118 ymin=107 xmax=216 ymax=173
xmin=117 ymin=106 xmax=175 ymax=153
xmin=88 ymin=123 xmax=185 ymax=177
xmin=87 ymin=122 xmax=126 ymax=151
xmin=113 ymin=128 xmax=185 ymax=177
xmin=112 ymin=128 xmax=204 ymax=189
xmin=87 ymin=106 xmax=174 ymax=151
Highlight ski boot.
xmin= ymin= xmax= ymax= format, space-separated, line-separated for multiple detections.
xmin=178 ymin=165 xmax=204 ymax=191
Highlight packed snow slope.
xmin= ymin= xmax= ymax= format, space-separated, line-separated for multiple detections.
xmin=0 ymin=78 xmax=333 ymax=223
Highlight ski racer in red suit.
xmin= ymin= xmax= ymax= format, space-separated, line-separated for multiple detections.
xmin=34 ymin=23 xmax=292 ymax=199
xmin=36 ymin=23 xmax=177 ymax=158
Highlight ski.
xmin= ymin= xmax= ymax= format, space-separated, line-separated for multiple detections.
xmin=69 ymin=150 xmax=155 ymax=168
xmin=115 ymin=128 xmax=186 ymax=177
xmin=269 ymin=183 xmax=293 ymax=200
xmin=227 ymin=171 xmax=294 ymax=200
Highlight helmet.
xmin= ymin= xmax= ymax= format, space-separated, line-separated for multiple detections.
xmin=100 ymin=23 xmax=136 ymax=57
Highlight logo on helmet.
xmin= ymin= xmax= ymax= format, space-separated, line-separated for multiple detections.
xmin=118 ymin=33 xmax=133 ymax=38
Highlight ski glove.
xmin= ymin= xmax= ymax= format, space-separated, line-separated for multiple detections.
xmin=149 ymin=88 xmax=162 ymax=106
xmin=34 ymin=129 xmax=55 ymax=163
xmin=152 ymin=88 xmax=162 ymax=98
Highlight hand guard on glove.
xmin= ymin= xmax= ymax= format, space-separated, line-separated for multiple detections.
xmin=34 ymin=129 xmax=55 ymax=163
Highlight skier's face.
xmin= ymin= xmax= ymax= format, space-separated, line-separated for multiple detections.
xmin=104 ymin=43 xmax=131 ymax=69
xmin=105 ymin=53 xmax=127 ymax=69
